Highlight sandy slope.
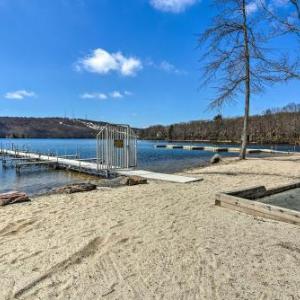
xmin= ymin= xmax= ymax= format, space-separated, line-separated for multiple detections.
xmin=1 ymin=155 xmax=300 ymax=299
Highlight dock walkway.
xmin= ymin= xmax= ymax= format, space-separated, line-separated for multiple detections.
xmin=0 ymin=149 xmax=200 ymax=184
xmin=155 ymin=144 xmax=293 ymax=154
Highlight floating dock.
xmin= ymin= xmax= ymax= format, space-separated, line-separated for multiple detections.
xmin=0 ymin=149 xmax=200 ymax=184
xmin=155 ymin=144 xmax=292 ymax=154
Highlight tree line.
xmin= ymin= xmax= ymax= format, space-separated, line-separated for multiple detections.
xmin=0 ymin=117 xmax=106 ymax=138
xmin=138 ymin=103 xmax=300 ymax=145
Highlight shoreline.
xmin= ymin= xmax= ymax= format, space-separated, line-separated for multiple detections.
xmin=1 ymin=137 xmax=300 ymax=147
xmin=0 ymin=152 xmax=293 ymax=197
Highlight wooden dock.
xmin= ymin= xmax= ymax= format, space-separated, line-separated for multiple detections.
xmin=155 ymin=144 xmax=292 ymax=154
xmin=0 ymin=149 xmax=200 ymax=184
xmin=15 ymin=161 xmax=58 ymax=173
xmin=117 ymin=170 xmax=201 ymax=183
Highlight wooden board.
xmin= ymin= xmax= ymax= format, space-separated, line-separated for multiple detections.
xmin=117 ymin=169 xmax=202 ymax=183
xmin=228 ymin=185 xmax=267 ymax=199
xmin=16 ymin=161 xmax=57 ymax=167
xmin=262 ymin=182 xmax=300 ymax=198
xmin=226 ymin=182 xmax=300 ymax=199
xmin=216 ymin=192 xmax=300 ymax=225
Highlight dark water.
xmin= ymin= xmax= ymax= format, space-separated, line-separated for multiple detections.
xmin=0 ymin=139 xmax=299 ymax=195
xmin=259 ymin=188 xmax=300 ymax=212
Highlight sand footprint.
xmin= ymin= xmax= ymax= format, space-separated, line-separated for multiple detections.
xmin=196 ymin=246 xmax=222 ymax=300
xmin=98 ymin=251 xmax=154 ymax=299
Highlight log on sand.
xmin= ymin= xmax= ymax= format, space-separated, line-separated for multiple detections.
xmin=121 ymin=176 xmax=148 ymax=186
xmin=55 ymin=183 xmax=97 ymax=194
xmin=0 ymin=191 xmax=30 ymax=206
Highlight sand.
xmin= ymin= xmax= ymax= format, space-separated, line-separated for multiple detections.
xmin=1 ymin=154 xmax=300 ymax=299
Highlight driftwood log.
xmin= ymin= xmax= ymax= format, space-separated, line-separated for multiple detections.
xmin=55 ymin=183 xmax=97 ymax=194
xmin=121 ymin=176 xmax=148 ymax=186
xmin=0 ymin=191 xmax=30 ymax=206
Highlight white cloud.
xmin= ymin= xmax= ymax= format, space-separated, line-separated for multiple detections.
xmin=159 ymin=60 xmax=186 ymax=74
xmin=98 ymin=93 xmax=108 ymax=100
xmin=110 ymin=91 xmax=123 ymax=98
xmin=4 ymin=90 xmax=36 ymax=100
xmin=246 ymin=0 xmax=266 ymax=14
xmin=124 ymin=90 xmax=133 ymax=96
xmin=146 ymin=59 xmax=186 ymax=75
xmin=150 ymin=0 xmax=198 ymax=13
xmin=81 ymin=92 xmax=108 ymax=100
xmin=81 ymin=90 xmax=133 ymax=100
xmin=246 ymin=1 xmax=259 ymax=14
xmin=76 ymin=48 xmax=142 ymax=76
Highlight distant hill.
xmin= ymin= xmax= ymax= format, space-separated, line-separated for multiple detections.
xmin=0 ymin=117 xmax=108 ymax=138
xmin=139 ymin=103 xmax=300 ymax=145
xmin=1 ymin=102 xmax=299 ymax=144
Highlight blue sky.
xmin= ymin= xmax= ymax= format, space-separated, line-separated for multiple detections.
xmin=0 ymin=0 xmax=299 ymax=127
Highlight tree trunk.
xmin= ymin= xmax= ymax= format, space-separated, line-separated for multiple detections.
xmin=240 ymin=0 xmax=251 ymax=159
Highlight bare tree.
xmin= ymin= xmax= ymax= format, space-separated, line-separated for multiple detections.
xmin=291 ymin=0 xmax=300 ymax=19
xmin=259 ymin=0 xmax=299 ymax=41
xmin=198 ymin=0 xmax=298 ymax=159
xmin=260 ymin=0 xmax=300 ymax=77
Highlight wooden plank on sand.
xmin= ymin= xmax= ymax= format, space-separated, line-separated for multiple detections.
xmin=215 ymin=192 xmax=300 ymax=225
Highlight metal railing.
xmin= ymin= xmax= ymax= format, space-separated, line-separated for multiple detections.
xmin=96 ymin=124 xmax=137 ymax=171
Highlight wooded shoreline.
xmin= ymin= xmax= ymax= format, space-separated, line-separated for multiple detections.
xmin=139 ymin=139 xmax=300 ymax=146
xmin=139 ymin=104 xmax=300 ymax=145
xmin=1 ymin=103 xmax=299 ymax=144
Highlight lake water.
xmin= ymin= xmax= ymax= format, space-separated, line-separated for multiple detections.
xmin=0 ymin=138 xmax=299 ymax=195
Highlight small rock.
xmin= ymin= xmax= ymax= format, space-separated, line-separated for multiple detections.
xmin=0 ymin=191 xmax=30 ymax=206
xmin=120 ymin=176 xmax=147 ymax=186
xmin=210 ymin=154 xmax=221 ymax=164
xmin=55 ymin=183 xmax=97 ymax=194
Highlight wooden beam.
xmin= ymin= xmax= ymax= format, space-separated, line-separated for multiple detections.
xmin=262 ymin=182 xmax=300 ymax=198
xmin=215 ymin=192 xmax=300 ymax=225
xmin=76 ymin=158 xmax=98 ymax=161
xmin=3 ymin=158 xmax=37 ymax=161
xmin=227 ymin=185 xmax=267 ymax=199
xmin=58 ymin=154 xmax=79 ymax=158
xmin=224 ymin=182 xmax=300 ymax=200
xmin=16 ymin=161 xmax=58 ymax=169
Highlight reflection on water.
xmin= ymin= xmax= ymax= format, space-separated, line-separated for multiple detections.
xmin=0 ymin=166 xmax=97 ymax=196
xmin=0 ymin=138 xmax=299 ymax=195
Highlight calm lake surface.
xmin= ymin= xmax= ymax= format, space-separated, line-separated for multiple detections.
xmin=0 ymin=138 xmax=299 ymax=195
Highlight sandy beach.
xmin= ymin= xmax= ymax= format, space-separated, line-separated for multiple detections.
xmin=1 ymin=155 xmax=300 ymax=299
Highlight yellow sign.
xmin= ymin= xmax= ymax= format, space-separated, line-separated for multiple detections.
xmin=114 ymin=139 xmax=124 ymax=148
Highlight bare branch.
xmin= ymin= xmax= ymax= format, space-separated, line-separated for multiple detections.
xmin=198 ymin=0 xmax=300 ymax=159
